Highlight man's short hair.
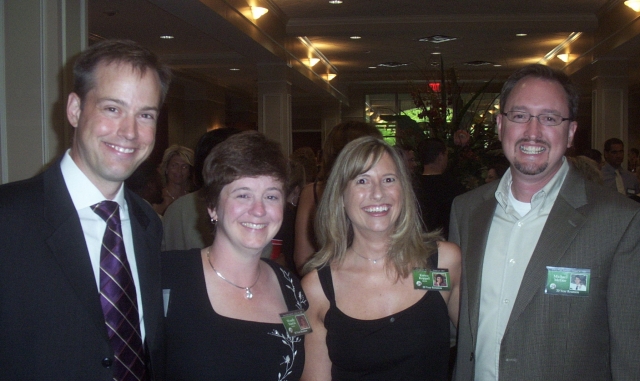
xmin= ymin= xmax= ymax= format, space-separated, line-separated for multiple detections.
xmin=417 ymin=138 xmax=446 ymax=165
xmin=499 ymin=64 xmax=579 ymax=121
xmin=73 ymin=39 xmax=172 ymax=105
xmin=604 ymin=138 xmax=624 ymax=152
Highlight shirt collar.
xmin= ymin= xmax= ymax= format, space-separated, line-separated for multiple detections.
xmin=60 ymin=150 xmax=126 ymax=211
xmin=495 ymin=157 xmax=569 ymax=216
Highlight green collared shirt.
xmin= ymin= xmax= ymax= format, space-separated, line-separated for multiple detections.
xmin=474 ymin=158 xmax=570 ymax=381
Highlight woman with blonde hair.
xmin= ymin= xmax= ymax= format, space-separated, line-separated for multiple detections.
xmin=301 ymin=136 xmax=460 ymax=380
xmin=294 ymin=121 xmax=382 ymax=273
xmin=153 ymin=144 xmax=194 ymax=215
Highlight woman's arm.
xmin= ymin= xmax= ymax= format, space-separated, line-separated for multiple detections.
xmin=436 ymin=241 xmax=461 ymax=327
xmin=300 ymin=270 xmax=332 ymax=381
xmin=294 ymin=183 xmax=318 ymax=274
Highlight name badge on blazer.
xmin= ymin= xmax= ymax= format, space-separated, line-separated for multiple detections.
xmin=545 ymin=267 xmax=590 ymax=296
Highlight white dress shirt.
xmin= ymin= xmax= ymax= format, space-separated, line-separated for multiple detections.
xmin=60 ymin=150 xmax=146 ymax=340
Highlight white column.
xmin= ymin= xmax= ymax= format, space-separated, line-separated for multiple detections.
xmin=591 ymin=58 xmax=628 ymax=153
xmin=258 ymin=63 xmax=291 ymax=155
xmin=0 ymin=0 xmax=85 ymax=183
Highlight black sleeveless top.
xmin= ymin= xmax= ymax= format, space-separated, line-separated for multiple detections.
xmin=317 ymin=261 xmax=450 ymax=380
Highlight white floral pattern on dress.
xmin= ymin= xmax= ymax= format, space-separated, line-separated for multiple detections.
xmin=266 ymin=268 xmax=309 ymax=380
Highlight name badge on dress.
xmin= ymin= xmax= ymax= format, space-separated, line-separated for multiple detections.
xmin=279 ymin=309 xmax=312 ymax=337
xmin=545 ymin=266 xmax=590 ymax=296
xmin=412 ymin=268 xmax=451 ymax=291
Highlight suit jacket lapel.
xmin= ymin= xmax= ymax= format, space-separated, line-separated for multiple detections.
xmin=43 ymin=163 xmax=108 ymax=340
xmin=467 ymin=185 xmax=498 ymax=341
xmin=126 ymin=191 xmax=161 ymax=347
xmin=506 ymin=169 xmax=588 ymax=329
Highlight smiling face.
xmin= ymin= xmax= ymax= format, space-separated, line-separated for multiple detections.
xmin=343 ymin=153 xmax=402 ymax=239
xmin=67 ymin=62 xmax=161 ymax=198
xmin=210 ymin=176 xmax=284 ymax=255
xmin=166 ymin=154 xmax=192 ymax=186
xmin=497 ymin=76 xmax=577 ymax=186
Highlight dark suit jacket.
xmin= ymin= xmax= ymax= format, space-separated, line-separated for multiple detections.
xmin=450 ymin=168 xmax=640 ymax=380
xmin=0 ymin=160 xmax=165 ymax=380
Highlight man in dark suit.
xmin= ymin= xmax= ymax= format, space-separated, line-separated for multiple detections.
xmin=450 ymin=64 xmax=640 ymax=380
xmin=0 ymin=40 xmax=171 ymax=380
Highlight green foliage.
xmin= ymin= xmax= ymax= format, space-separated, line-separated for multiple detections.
xmin=404 ymin=61 xmax=503 ymax=189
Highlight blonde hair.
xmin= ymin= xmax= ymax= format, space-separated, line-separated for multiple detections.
xmin=159 ymin=144 xmax=194 ymax=185
xmin=303 ymin=136 xmax=441 ymax=278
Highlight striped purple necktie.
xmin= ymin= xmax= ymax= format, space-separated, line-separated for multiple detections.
xmin=92 ymin=201 xmax=147 ymax=381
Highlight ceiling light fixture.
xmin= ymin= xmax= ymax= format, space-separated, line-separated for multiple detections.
xmin=542 ymin=32 xmax=582 ymax=62
xmin=329 ymin=0 xmax=343 ymax=4
xmin=304 ymin=58 xmax=320 ymax=67
xmin=464 ymin=61 xmax=493 ymax=66
xmin=556 ymin=54 xmax=572 ymax=62
xmin=230 ymin=68 xmax=240 ymax=71
xmin=323 ymin=73 xmax=337 ymax=81
xmin=625 ymin=0 xmax=640 ymax=11
xmin=350 ymin=36 xmax=361 ymax=40
xmin=377 ymin=62 xmax=409 ymax=68
xmin=419 ymin=35 xmax=457 ymax=43
xmin=516 ymin=33 xmax=527 ymax=37
xmin=251 ymin=6 xmax=269 ymax=20
xmin=160 ymin=35 xmax=174 ymax=39
xmin=431 ymin=52 xmax=441 ymax=55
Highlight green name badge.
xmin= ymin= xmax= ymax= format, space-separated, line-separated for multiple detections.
xmin=279 ymin=309 xmax=312 ymax=337
xmin=412 ymin=268 xmax=451 ymax=291
xmin=545 ymin=266 xmax=590 ymax=296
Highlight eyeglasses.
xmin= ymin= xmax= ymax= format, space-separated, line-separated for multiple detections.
xmin=502 ymin=111 xmax=571 ymax=127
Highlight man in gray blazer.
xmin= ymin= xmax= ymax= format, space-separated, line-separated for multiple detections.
xmin=0 ymin=40 xmax=171 ymax=380
xmin=450 ymin=64 xmax=640 ymax=380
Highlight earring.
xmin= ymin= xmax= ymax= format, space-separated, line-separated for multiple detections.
xmin=211 ymin=217 xmax=217 ymax=224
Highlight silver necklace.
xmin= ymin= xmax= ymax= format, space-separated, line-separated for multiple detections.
xmin=352 ymin=248 xmax=386 ymax=264
xmin=206 ymin=247 xmax=261 ymax=299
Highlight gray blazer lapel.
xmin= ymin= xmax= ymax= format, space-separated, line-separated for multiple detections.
xmin=506 ymin=169 xmax=588 ymax=329
xmin=43 ymin=164 xmax=108 ymax=340
xmin=466 ymin=188 xmax=498 ymax=340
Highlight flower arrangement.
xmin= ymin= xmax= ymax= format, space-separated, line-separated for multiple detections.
xmin=401 ymin=58 xmax=504 ymax=189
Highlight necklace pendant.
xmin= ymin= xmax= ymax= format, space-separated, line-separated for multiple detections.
xmin=373 ymin=259 xmax=377 ymax=264
xmin=245 ymin=288 xmax=253 ymax=299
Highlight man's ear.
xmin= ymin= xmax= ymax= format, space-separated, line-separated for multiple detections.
xmin=66 ymin=93 xmax=81 ymax=128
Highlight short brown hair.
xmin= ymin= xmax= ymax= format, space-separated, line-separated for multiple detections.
xmin=203 ymin=131 xmax=288 ymax=211
xmin=499 ymin=64 xmax=578 ymax=121
xmin=73 ymin=39 xmax=172 ymax=105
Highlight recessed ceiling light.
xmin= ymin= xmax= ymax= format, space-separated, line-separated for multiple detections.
xmin=419 ymin=35 xmax=457 ymax=43
xmin=431 ymin=51 xmax=441 ymax=55
xmin=350 ymin=36 xmax=361 ymax=40
xmin=493 ymin=64 xmax=502 ymax=67
xmin=160 ymin=35 xmax=174 ymax=39
xmin=230 ymin=68 xmax=240 ymax=71
xmin=377 ymin=62 xmax=409 ymax=68
xmin=368 ymin=66 xmax=377 ymax=69
xmin=329 ymin=0 xmax=342 ymax=4
xmin=516 ymin=33 xmax=527 ymax=37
